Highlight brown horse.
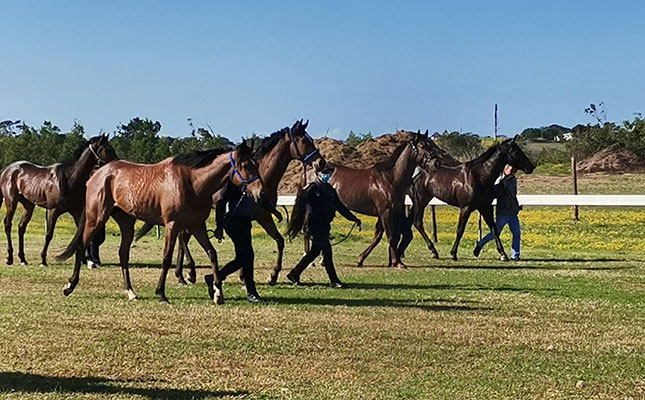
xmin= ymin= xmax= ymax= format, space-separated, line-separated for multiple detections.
xmin=0 ymin=135 xmax=116 ymax=266
xmin=324 ymin=131 xmax=434 ymax=269
xmin=135 ymin=120 xmax=326 ymax=286
xmin=56 ymin=140 xmax=262 ymax=304
xmin=407 ymin=137 xmax=535 ymax=261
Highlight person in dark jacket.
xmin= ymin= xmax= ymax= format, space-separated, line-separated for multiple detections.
xmin=204 ymin=182 xmax=282 ymax=303
xmin=286 ymin=169 xmax=362 ymax=288
xmin=473 ymin=164 xmax=522 ymax=260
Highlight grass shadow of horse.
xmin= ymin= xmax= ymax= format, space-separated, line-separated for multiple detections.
xmin=0 ymin=371 xmax=246 ymax=400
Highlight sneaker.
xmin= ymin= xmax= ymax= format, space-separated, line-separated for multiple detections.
xmin=246 ymin=293 xmax=264 ymax=303
xmin=286 ymin=271 xmax=300 ymax=286
xmin=510 ymin=256 xmax=520 ymax=261
xmin=330 ymin=281 xmax=346 ymax=289
xmin=473 ymin=245 xmax=482 ymax=258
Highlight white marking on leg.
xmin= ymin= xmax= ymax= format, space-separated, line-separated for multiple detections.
xmin=65 ymin=282 xmax=72 ymax=290
xmin=87 ymin=260 xmax=96 ymax=270
xmin=126 ymin=289 xmax=137 ymax=300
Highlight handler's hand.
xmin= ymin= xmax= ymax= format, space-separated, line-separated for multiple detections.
xmin=355 ymin=219 xmax=362 ymax=231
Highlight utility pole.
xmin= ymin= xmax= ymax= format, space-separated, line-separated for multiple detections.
xmin=494 ymin=104 xmax=498 ymax=140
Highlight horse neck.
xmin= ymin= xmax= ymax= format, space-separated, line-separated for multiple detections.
xmin=258 ymin=138 xmax=292 ymax=198
xmin=477 ymin=148 xmax=507 ymax=186
xmin=65 ymin=148 xmax=96 ymax=188
xmin=190 ymin=154 xmax=232 ymax=198
xmin=391 ymin=145 xmax=418 ymax=188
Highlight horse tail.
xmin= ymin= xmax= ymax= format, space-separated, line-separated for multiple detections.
xmin=286 ymin=188 xmax=308 ymax=241
xmin=56 ymin=211 xmax=86 ymax=261
xmin=134 ymin=221 xmax=155 ymax=242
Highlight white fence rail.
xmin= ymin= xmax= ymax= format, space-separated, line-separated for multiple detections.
xmin=277 ymin=194 xmax=645 ymax=207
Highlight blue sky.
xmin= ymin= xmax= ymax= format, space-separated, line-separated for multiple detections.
xmin=1 ymin=1 xmax=644 ymax=140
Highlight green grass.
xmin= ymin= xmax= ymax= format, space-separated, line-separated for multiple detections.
xmin=0 ymin=204 xmax=643 ymax=399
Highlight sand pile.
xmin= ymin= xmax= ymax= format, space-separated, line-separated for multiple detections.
xmin=577 ymin=144 xmax=645 ymax=173
xmin=278 ymin=130 xmax=417 ymax=194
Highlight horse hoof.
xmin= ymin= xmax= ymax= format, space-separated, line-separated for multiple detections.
xmin=268 ymin=277 xmax=277 ymax=286
xmin=159 ymin=297 xmax=170 ymax=304
xmin=126 ymin=290 xmax=138 ymax=300
xmin=39 ymin=263 xmax=48 ymax=267
xmin=500 ymin=254 xmax=509 ymax=262
xmin=214 ymin=295 xmax=225 ymax=305
xmin=451 ymin=254 xmax=458 ymax=261
xmin=19 ymin=261 xmax=28 ymax=266
xmin=187 ymin=275 xmax=197 ymax=285
xmin=87 ymin=261 xmax=97 ymax=270
xmin=396 ymin=263 xmax=408 ymax=270
xmin=63 ymin=282 xmax=74 ymax=296
xmin=177 ymin=278 xmax=188 ymax=286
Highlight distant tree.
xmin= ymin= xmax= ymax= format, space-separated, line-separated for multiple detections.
xmin=585 ymin=102 xmax=607 ymax=126
xmin=111 ymin=117 xmax=170 ymax=163
xmin=346 ymin=130 xmax=372 ymax=147
xmin=435 ymin=131 xmax=483 ymax=161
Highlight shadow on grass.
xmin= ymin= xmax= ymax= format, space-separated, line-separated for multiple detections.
xmin=348 ymin=282 xmax=555 ymax=293
xmin=268 ymin=295 xmax=491 ymax=312
xmin=0 ymin=371 xmax=246 ymax=400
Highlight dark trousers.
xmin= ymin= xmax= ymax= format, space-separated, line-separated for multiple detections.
xmin=86 ymin=226 xmax=106 ymax=264
xmin=291 ymin=226 xmax=340 ymax=283
xmin=219 ymin=217 xmax=257 ymax=295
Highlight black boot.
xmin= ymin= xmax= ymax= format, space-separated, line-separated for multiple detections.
xmin=247 ymin=292 xmax=263 ymax=303
xmin=286 ymin=270 xmax=300 ymax=286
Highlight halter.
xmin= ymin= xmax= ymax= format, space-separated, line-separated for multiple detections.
xmin=88 ymin=143 xmax=107 ymax=166
xmin=288 ymin=127 xmax=320 ymax=164
xmin=229 ymin=152 xmax=259 ymax=190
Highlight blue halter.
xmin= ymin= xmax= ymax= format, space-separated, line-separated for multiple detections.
xmin=288 ymin=127 xmax=320 ymax=164
xmin=229 ymin=152 xmax=259 ymax=188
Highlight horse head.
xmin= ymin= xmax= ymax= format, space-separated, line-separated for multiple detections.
xmin=410 ymin=129 xmax=436 ymax=167
xmin=500 ymin=136 xmax=535 ymax=174
xmin=288 ymin=119 xmax=326 ymax=171
xmin=230 ymin=138 xmax=263 ymax=198
xmin=87 ymin=133 xmax=118 ymax=166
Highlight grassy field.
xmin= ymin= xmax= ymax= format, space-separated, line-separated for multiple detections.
xmin=0 ymin=200 xmax=644 ymax=399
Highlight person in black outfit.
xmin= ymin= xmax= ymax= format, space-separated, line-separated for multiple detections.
xmin=205 ymin=182 xmax=281 ymax=303
xmin=286 ymin=169 xmax=361 ymax=288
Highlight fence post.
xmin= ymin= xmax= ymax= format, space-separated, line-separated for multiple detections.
xmin=572 ymin=156 xmax=579 ymax=221
xmin=431 ymin=205 xmax=438 ymax=242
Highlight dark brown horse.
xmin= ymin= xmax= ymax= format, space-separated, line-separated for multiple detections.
xmin=135 ymin=120 xmax=325 ymax=286
xmin=324 ymin=131 xmax=434 ymax=269
xmin=0 ymin=135 xmax=116 ymax=266
xmin=408 ymin=137 xmax=535 ymax=261
xmin=56 ymin=140 xmax=262 ymax=304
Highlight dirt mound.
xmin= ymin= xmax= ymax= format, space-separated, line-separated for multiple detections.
xmin=577 ymin=144 xmax=645 ymax=173
xmin=278 ymin=130 xmax=416 ymax=194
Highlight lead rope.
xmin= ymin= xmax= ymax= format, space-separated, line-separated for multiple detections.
xmin=330 ymin=221 xmax=358 ymax=246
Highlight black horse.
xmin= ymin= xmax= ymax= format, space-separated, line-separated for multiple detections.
xmin=360 ymin=137 xmax=535 ymax=262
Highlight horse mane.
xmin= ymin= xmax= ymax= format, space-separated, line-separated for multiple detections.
xmin=254 ymin=127 xmax=288 ymax=159
xmin=172 ymin=147 xmax=232 ymax=169
xmin=60 ymin=139 xmax=90 ymax=167
xmin=373 ymin=143 xmax=408 ymax=170
xmin=465 ymin=143 xmax=500 ymax=167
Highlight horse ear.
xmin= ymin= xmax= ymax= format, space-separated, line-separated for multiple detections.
xmin=424 ymin=129 xmax=429 ymax=138
xmin=512 ymin=134 xmax=518 ymax=142
xmin=302 ymin=119 xmax=309 ymax=129
xmin=292 ymin=120 xmax=300 ymax=131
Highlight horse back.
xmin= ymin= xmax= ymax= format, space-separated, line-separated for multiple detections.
xmin=0 ymin=161 xmax=65 ymax=207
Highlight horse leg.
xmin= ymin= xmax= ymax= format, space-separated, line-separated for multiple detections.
xmin=17 ymin=200 xmax=35 ymax=265
xmin=175 ymin=230 xmax=188 ymax=286
xmin=450 ymin=207 xmax=473 ymax=261
xmin=3 ymin=197 xmax=18 ymax=265
xmin=257 ymin=211 xmax=285 ymax=286
xmin=412 ymin=203 xmax=440 ymax=259
xmin=480 ymin=206 xmax=508 ymax=261
xmin=63 ymin=193 xmax=114 ymax=296
xmin=357 ymin=218 xmax=384 ymax=267
xmin=112 ymin=209 xmax=138 ymax=300
xmin=155 ymin=221 xmax=180 ymax=303
xmin=183 ymin=233 xmax=197 ymax=284
xmin=190 ymin=223 xmax=224 ymax=305
xmin=40 ymin=208 xmax=62 ymax=266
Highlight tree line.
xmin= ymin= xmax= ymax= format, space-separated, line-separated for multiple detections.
xmin=1 ymin=112 xmax=644 ymax=170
